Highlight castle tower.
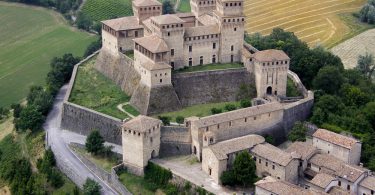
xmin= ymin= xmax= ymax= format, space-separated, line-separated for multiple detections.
xmin=133 ymin=0 xmax=162 ymax=23
xmin=122 ymin=115 xmax=162 ymax=175
xmin=251 ymin=49 xmax=290 ymax=98
xmin=214 ymin=0 xmax=245 ymax=63
xmin=191 ymin=0 xmax=216 ymax=17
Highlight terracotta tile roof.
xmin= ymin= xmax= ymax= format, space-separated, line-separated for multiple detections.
xmin=252 ymin=49 xmax=290 ymax=62
xmin=175 ymin=12 xmax=195 ymax=18
xmin=309 ymin=154 xmax=367 ymax=182
xmin=122 ymin=115 xmax=161 ymax=133
xmin=151 ymin=14 xmax=185 ymax=25
xmin=285 ymin=142 xmax=316 ymax=160
xmin=198 ymin=14 xmax=217 ymax=26
xmin=142 ymin=61 xmax=171 ymax=71
xmin=251 ymin=143 xmax=297 ymax=166
xmin=255 ymin=176 xmax=327 ymax=195
xmin=310 ymin=173 xmax=336 ymax=189
xmin=133 ymin=0 xmax=161 ymax=7
xmin=313 ymin=129 xmax=360 ymax=149
xmin=206 ymin=134 xmax=265 ymax=160
xmin=359 ymin=176 xmax=375 ymax=190
xmin=102 ymin=16 xmax=143 ymax=31
xmin=134 ymin=35 xmax=169 ymax=53
xmin=184 ymin=25 xmax=220 ymax=37
xmin=327 ymin=186 xmax=350 ymax=195
xmin=193 ymin=102 xmax=283 ymax=128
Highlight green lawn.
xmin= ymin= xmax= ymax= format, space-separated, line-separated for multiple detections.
xmin=178 ymin=0 xmax=191 ymax=12
xmin=69 ymin=56 xmax=132 ymax=119
xmin=119 ymin=172 xmax=163 ymax=195
xmin=124 ymin=50 xmax=134 ymax=60
xmin=157 ymin=101 xmax=241 ymax=121
xmin=123 ymin=104 xmax=140 ymax=117
xmin=81 ymin=0 xmax=133 ymax=22
xmin=0 ymin=2 xmax=96 ymax=107
xmin=174 ymin=63 xmax=244 ymax=73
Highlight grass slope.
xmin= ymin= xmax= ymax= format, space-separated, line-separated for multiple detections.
xmin=244 ymin=0 xmax=369 ymax=47
xmin=69 ymin=56 xmax=131 ymax=119
xmin=0 ymin=2 xmax=96 ymax=107
xmin=81 ymin=0 xmax=133 ymax=22
xmin=178 ymin=0 xmax=191 ymax=12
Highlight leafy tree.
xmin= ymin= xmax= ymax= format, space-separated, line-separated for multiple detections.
xmin=313 ymin=66 xmax=344 ymax=94
xmin=76 ymin=12 xmax=92 ymax=31
xmin=264 ymin=134 xmax=275 ymax=145
xmin=16 ymin=105 xmax=44 ymax=132
xmin=85 ymin=130 xmax=105 ymax=155
xmin=210 ymin=108 xmax=222 ymax=114
xmin=363 ymin=102 xmax=375 ymax=129
xmin=176 ymin=116 xmax=185 ymax=124
xmin=162 ymin=0 xmax=175 ymax=14
xmin=340 ymin=84 xmax=370 ymax=107
xmin=84 ymin=38 xmax=102 ymax=57
xmin=232 ymin=151 xmax=257 ymax=186
xmin=26 ymin=85 xmax=53 ymax=115
xmin=11 ymin=103 xmax=22 ymax=118
xmin=83 ymin=178 xmax=101 ymax=195
xmin=48 ymin=168 xmax=64 ymax=188
xmin=357 ymin=53 xmax=375 ymax=79
xmin=158 ymin=116 xmax=171 ymax=126
xmin=287 ymin=121 xmax=307 ymax=142
xmin=240 ymin=99 xmax=251 ymax=108
xmin=224 ymin=104 xmax=237 ymax=111
xmin=220 ymin=170 xmax=236 ymax=186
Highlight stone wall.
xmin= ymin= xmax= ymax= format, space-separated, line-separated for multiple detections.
xmin=94 ymin=49 xmax=140 ymax=96
xmin=160 ymin=126 xmax=192 ymax=157
xmin=172 ymin=68 xmax=254 ymax=106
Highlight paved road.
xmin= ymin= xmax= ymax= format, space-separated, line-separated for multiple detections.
xmin=43 ymin=85 xmax=118 ymax=195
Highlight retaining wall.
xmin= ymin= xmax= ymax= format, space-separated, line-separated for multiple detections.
xmin=160 ymin=126 xmax=192 ymax=157
xmin=172 ymin=68 xmax=254 ymax=106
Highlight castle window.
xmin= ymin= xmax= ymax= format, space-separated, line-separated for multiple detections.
xmin=181 ymin=24 xmax=183 ymax=27
xmin=150 ymin=137 xmax=153 ymax=142
xmin=171 ymin=62 xmax=174 ymax=69
xmin=206 ymin=127 xmax=208 ymax=131
xmin=171 ymin=49 xmax=174 ymax=56
xmin=153 ymin=7 xmax=155 ymax=10
xmin=167 ymin=25 xmax=169 ymax=28
xmin=242 ymin=18 xmax=244 ymax=21
xmin=135 ymin=31 xmax=138 ymax=37
xmin=155 ymin=74 xmax=157 ymax=77
xmin=239 ymin=2 xmax=242 ymax=6
xmin=160 ymin=73 xmax=162 ymax=76
xmin=213 ymin=43 xmax=216 ymax=49
xmin=234 ymin=27 xmax=237 ymax=31
xmin=231 ymin=55 xmax=234 ymax=62
xmin=272 ymin=165 xmax=275 ymax=169
xmin=230 ymin=3 xmax=232 ymax=6
xmin=168 ymin=32 xmax=170 ymax=36
xmin=266 ymin=162 xmax=268 ymax=166
xmin=254 ymin=117 xmax=257 ymax=120
xmin=212 ymin=55 xmax=216 ymax=63
xmin=210 ymin=138 xmax=213 ymax=143
xmin=229 ymin=121 xmax=232 ymax=126
xmin=338 ymin=181 xmax=341 ymax=186
xmin=138 ymin=132 xmax=141 ymax=136
xmin=234 ymin=3 xmax=237 ymax=6
xmin=285 ymin=60 xmax=288 ymax=64
xmin=189 ymin=45 xmax=192 ymax=52
xmin=272 ymin=62 xmax=274 ymax=65
xmin=149 ymin=7 xmax=151 ymax=10
xmin=128 ymin=130 xmax=131 ymax=133
xmin=189 ymin=58 xmax=192 ymax=66
xmin=263 ymin=63 xmax=265 ymax=66
xmin=160 ymin=79 xmax=162 ymax=83
xmin=276 ymin=61 xmax=279 ymax=65
xmin=226 ymin=3 xmax=228 ymax=6
xmin=259 ymin=159 xmax=261 ymax=164
xmin=204 ymin=136 xmax=207 ymax=141
xmin=347 ymin=185 xmax=350 ymax=191
xmin=224 ymin=19 xmax=226 ymax=22
xmin=216 ymin=34 xmax=218 ymax=37
xmin=158 ymin=7 xmax=160 ymax=9
xmin=163 ymin=26 xmax=165 ymax=29
xmin=133 ymin=131 xmax=136 ymax=135
xmin=149 ymin=129 xmax=151 ymax=133
xmin=231 ymin=45 xmax=234 ymax=51
xmin=217 ymin=124 xmax=220 ymax=129
xmin=200 ymin=56 xmax=203 ymax=65
xmin=245 ymin=118 xmax=247 ymax=122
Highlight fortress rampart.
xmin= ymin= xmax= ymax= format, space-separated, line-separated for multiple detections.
xmin=160 ymin=126 xmax=192 ymax=157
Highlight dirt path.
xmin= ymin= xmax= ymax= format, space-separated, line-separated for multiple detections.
xmin=116 ymin=102 xmax=135 ymax=118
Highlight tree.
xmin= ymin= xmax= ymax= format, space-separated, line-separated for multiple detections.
xmin=313 ymin=66 xmax=344 ymax=94
xmin=76 ymin=12 xmax=92 ymax=31
xmin=11 ymin=103 xmax=22 ymax=118
xmin=73 ymin=186 xmax=80 ymax=195
xmin=26 ymin=85 xmax=53 ymax=115
xmin=84 ymin=38 xmax=102 ymax=57
xmin=264 ymin=134 xmax=275 ymax=145
xmin=83 ymin=178 xmax=101 ymax=195
xmin=210 ymin=107 xmax=222 ymax=114
xmin=220 ymin=170 xmax=236 ymax=186
xmin=240 ymin=99 xmax=252 ymax=108
xmin=232 ymin=151 xmax=257 ymax=186
xmin=16 ymin=105 xmax=44 ymax=132
xmin=357 ymin=53 xmax=375 ymax=79
xmin=224 ymin=104 xmax=237 ymax=111
xmin=158 ymin=116 xmax=171 ymax=126
xmin=162 ymin=0 xmax=175 ymax=14
xmin=287 ymin=121 xmax=307 ymax=142
xmin=176 ymin=116 xmax=185 ymax=124
xmin=85 ymin=130 xmax=105 ymax=155
xmin=363 ymin=102 xmax=375 ymax=130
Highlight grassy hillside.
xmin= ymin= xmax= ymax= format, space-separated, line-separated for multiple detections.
xmin=244 ymin=0 xmax=368 ymax=48
xmin=81 ymin=0 xmax=133 ymax=22
xmin=0 ymin=2 xmax=96 ymax=107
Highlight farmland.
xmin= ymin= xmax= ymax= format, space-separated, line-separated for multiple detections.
xmin=244 ymin=0 xmax=368 ymax=48
xmin=0 ymin=2 xmax=96 ymax=107
xmin=81 ymin=0 xmax=133 ymax=22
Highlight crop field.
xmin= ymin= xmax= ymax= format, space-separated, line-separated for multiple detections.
xmin=81 ymin=0 xmax=133 ymax=22
xmin=244 ymin=0 xmax=368 ymax=48
xmin=0 ymin=2 xmax=96 ymax=107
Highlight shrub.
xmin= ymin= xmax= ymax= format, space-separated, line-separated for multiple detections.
xmin=264 ymin=134 xmax=275 ymax=145
xmin=184 ymin=181 xmax=192 ymax=191
xmin=220 ymin=170 xmax=236 ymax=186
xmin=144 ymin=162 xmax=172 ymax=187
xmin=84 ymin=38 xmax=102 ymax=57
xmin=287 ymin=121 xmax=308 ymax=142
xmin=176 ymin=116 xmax=185 ymax=124
xmin=11 ymin=103 xmax=22 ymax=118
xmin=232 ymin=151 xmax=257 ymax=186
xmin=240 ymin=99 xmax=252 ymax=108
xmin=158 ymin=116 xmax=171 ymax=126
xmin=85 ymin=130 xmax=105 ymax=155
xmin=165 ymin=183 xmax=179 ymax=195
xmin=16 ymin=105 xmax=44 ymax=132
xmin=224 ymin=104 xmax=237 ymax=111
xmin=210 ymin=108 xmax=222 ymax=114
xmin=48 ymin=168 xmax=64 ymax=188
xmin=83 ymin=178 xmax=101 ymax=195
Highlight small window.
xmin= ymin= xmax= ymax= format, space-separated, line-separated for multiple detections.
xmin=213 ymin=42 xmax=216 ymax=49
xmin=259 ymin=159 xmax=261 ymax=164
xmin=168 ymin=32 xmax=170 ymax=36
xmin=150 ymin=137 xmax=153 ymax=142
xmin=272 ymin=165 xmax=275 ymax=170
xmin=160 ymin=79 xmax=162 ymax=83
xmin=234 ymin=27 xmax=237 ymax=31
xmin=347 ymin=185 xmax=350 ymax=191
xmin=171 ymin=49 xmax=175 ymax=56
xmin=338 ymin=181 xmax=341 ymax=186
xmin=229 ymin=121 xmax=232 ymax=126
xmin=189 ymin=58 xmax=192 ymax=66
xmin=254 ymin=117 xmax=257 ymax=120
xmin=217 ymin=124 xmax=220 ymax=129
xmin=135 ymin=31 xmax=138 ymax=37
xmin=189 ymin=45 xmax=192 ymax=52
xmin=266 ymin=162 xmax=268 ymax=166
xmin=245 ymin=118 xmax=247 ymax=122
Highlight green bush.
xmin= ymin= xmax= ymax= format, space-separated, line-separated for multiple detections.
xmin=220 ymin=170 xmax=236 ymax=186
xmin=210 ymin=108 xmax=222 ymax=114
xmin=287 ymin=121 xmax=308 ymax=142
xmin=158 ymin=116 xmax=171 ymax=126
xmin=48 ymin=168 xmax=64 ymax=188
xmin=176 ymin=116 xmax=185 ymax=124
xmin=83 ymin=178 xmax=101 ymax=195
xmin=165 ymin=183 xmax=179 ymax=195
xmin=144 ymin=162 xmax=172 ymax=188
xmin=240 ymin=99 xmax=252 ymax=108
xmin=85 ymin=130 xmax=105 ymax=155
xmin=224 ymin=104 xmax=237 ymax=111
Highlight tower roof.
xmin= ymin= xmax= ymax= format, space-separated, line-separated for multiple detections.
xmin=123 ymin=115 xmax=161 ymax=132
xmin=313 ymin=129 xmax=360 ymax=149
xmin=252 ymin=49 xmax=290 ymax=62
xmin=142 ymin=62 xmax=171 ymax=71
xmin=133 ymin=0 xmax=162 ymax=7
xmin=134 ymin=35 xmax=169 ymax=53
xmin=102 ymin=16 xmax=143 ymax=31
xmin=151 ymin=14 xmax=185 ymax=25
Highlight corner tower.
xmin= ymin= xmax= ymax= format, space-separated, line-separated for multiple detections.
xmin=133 ymin=0 xmax=162 ymax=23
xmin=214 ymin=0 xmax=245 ymax=63
xmin=191 ymin=0 xmax=216 ymax=17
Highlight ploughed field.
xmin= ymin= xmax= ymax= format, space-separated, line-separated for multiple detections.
xmin=0 ymin=2 xmax=95 ymax=107
xmin=244 ymin=0 xmax=368 ymax=48
xmin=81 ymin=0 xmax=133 ymax=22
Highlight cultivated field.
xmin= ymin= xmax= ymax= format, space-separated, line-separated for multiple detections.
xmin=0 ymin=2 xmax=96 ymax=107
xmin=331 ymin=29 xmax=375 ymax=69
xmin=244 ymin=0 xmax=368 ymax=48
xmin=81 ymin=0 xmax=133 ymax=22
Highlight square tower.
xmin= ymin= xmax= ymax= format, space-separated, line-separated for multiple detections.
xmin=251 ymin=49 xmax=290 ymax=97
xmin=122 ymin=115 xmax=162 ymax=175
xmin=133 ymin=0 xmax=162 ymax=23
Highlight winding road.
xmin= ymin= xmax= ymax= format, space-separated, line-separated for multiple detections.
xmin=43 ymin=85 xmax=118 ymax=195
